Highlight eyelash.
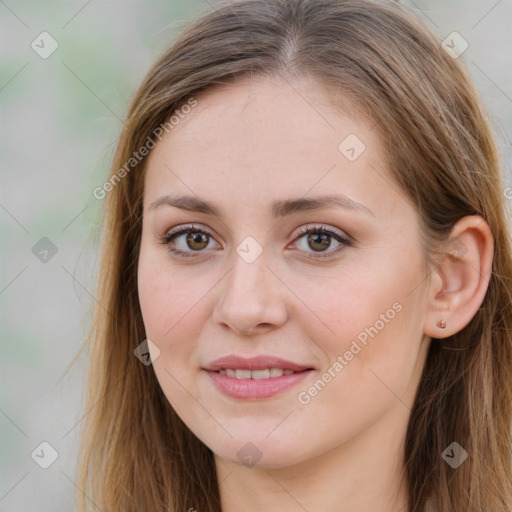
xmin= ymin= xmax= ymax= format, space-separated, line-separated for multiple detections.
xmin=158 ymin=223 xmax=352 ymax=260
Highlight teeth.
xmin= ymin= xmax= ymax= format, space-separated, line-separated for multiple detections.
xmin=218 ymin=368 xmax=296 ymax=379
xmin=252 ymin=369 xmax=271 ymax=379
xmin=235 ymin=369 xmax=252 ymax=379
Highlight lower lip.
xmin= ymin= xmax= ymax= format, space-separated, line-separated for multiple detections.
xmin=205 ymin=370 xmax=313 ymax=400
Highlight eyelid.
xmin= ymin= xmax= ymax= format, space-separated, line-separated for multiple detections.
xmin=165 ymin=223 xmax=214 ymax=239
xmin=292 ymin=223 xmax=350 ymax=242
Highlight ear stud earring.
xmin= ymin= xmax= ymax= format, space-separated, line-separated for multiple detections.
xmin=436 ymin=319 xmax=447 ymax=329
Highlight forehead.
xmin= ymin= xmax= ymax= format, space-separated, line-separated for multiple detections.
xmin=151 ymin=75 xmax=369 ymax=155
xmin=143 ymin=76 xmax=394 ymax=216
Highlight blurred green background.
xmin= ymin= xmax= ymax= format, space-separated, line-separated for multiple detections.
xmin=1 ymin=1 xmax=510 ymax=510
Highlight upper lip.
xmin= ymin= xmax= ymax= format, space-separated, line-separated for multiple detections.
xmin=204 ymin=355 xmax=314 ymax=372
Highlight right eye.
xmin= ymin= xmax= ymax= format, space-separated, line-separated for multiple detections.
xmin=159 ymin=224 xmax=221 ymax=258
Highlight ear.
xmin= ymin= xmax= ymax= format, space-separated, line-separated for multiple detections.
xmin=423 ymin=215 xmax=494 ymax=338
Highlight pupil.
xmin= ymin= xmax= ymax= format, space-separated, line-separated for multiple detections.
xmin=309 ymin=233 xmax=330 ymax=251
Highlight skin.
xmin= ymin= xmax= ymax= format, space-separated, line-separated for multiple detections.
xmin=137 ymin=75 xmax=494 ymax=512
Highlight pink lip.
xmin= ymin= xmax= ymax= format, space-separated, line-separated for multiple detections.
xmin=203 ymin=355 xmax=315 ymax=400
xmin=206 ymin=369 xmax=313 ymax=400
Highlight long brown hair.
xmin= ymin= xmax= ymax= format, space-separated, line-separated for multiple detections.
xmin=75 ymin=0 xmax=512 ymax=510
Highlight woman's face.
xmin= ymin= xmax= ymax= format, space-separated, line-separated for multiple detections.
xmin=137 ymin=76 xmax=432 ymax=469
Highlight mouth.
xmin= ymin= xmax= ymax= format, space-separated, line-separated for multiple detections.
xmin=203 ymin=355 xmax=315 ymax=400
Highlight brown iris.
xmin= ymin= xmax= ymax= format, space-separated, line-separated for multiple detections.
xmin=186 ymin=232 xmax=209 ymax=250
xmin=308 ymin=233 xmax=331 ymax=252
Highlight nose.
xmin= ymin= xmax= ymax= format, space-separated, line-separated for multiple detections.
xmin=211 ymin=247 xmax=288 ymax=336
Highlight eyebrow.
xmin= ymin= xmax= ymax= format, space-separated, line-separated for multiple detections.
xmin=148 ymin=193 xmax=374 ymax=218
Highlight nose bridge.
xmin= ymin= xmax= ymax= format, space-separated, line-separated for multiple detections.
xmin=225 ymin=239 xmax=271 ymax=304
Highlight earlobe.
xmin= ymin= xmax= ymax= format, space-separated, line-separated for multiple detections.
xmin=423 ymin=215 xmax=494 ymax=339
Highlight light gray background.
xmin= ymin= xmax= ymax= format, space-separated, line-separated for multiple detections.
xmin=1 ymin=1 xmax=511 ymax=510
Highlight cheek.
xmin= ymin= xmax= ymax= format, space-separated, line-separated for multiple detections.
xmin=137 ymin=256 xmax=211 ymax=414
xmin=137 ymin=252 xmax=219 ymax=368
xmin=290 ymin=253 xmax=425 ymax=380
xmin=139 ymin=276 xmax=196 ymax=344
xmin=289 ymin=280 xmax=423 ymax=451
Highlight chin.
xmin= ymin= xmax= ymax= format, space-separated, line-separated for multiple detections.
xmin=209 ymin=436 xmax=312 ymax=470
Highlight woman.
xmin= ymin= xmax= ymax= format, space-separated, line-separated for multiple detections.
xmin=76 ymin=0 xmax=512 ymax=510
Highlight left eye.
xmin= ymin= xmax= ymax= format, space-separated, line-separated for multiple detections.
xmin=291 ymin=224 xmax=351 ymax=258
xmin=159 ymin=223 xmax=351 ymax=259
